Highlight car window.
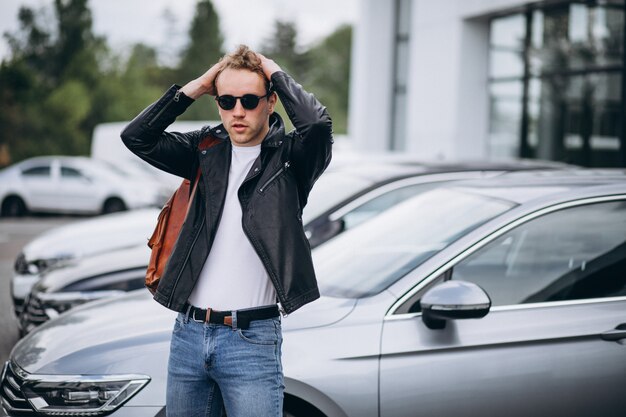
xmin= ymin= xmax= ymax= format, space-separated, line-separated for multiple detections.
xmin=302 ymin=172 xmax=373 ymax=224
xmin=22 ymin=166 xmax=50 ymax=177
xmin=340 ymin=182 xmax=449 ymax=230
xmin=313 ymin=188 xmax=516 ymax=298
xmin=61 ymin=166 xmax=85 ymax=179
xmin=451 ymin=200 xmax=626 ymax=306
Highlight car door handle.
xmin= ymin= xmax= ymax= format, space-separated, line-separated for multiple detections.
xmin=600 ymin=324 xmax=626 ymax=341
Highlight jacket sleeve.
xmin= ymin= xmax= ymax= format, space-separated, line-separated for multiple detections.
xmin=120 ymin=85 xmax=203 ymax=180
xmin=271 ymin=72 xmax=333 ymax=199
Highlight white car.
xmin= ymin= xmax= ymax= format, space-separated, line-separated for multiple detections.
xmin=0 ymin=156 xmax=171 ymax=217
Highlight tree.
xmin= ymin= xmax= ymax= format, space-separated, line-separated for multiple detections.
xmin=176 ymin=0 xmax=223 ymax=121
xmin=259 ymin=21 xmax=352 ymax=134
xmin=302 ymin=24 xmax=352 ymax=134
xmin=0 ymin=0 xmax=103 ymax=163
xmin=261 ymin=20 xmax=308 ymax=78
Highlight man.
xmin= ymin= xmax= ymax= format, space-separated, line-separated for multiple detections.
xmin=121 ymin=45 xmax=332 ymax=417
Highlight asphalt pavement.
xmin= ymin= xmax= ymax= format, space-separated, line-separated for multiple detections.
xmin=0 ymin=217 xmax=77 ymax=368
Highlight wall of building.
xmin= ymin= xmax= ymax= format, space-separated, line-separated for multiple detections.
xmin=349 ymin=0 xmax=532 ymax=159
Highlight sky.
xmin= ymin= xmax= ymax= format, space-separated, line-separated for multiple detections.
xmin=1 ymin=0 xmax=358 ymax=63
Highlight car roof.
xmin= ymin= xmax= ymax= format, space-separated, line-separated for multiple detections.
xmin=450 ymin=169 xmax=626 ymax=205
xmin=325 ymin=155 xmax=575 ymax=184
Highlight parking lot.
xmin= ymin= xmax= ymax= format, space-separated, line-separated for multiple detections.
xmin=0 ymin=217 xmax=76 ymax=366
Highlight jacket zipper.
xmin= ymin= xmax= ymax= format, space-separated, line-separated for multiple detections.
xmin=239 ymin=160 xmax=290 ymax=315
xmin=258 ymin=161 xmax=290 ymax=193
xmin=167 ymin=216 xmax=205 ymax=308
xmin=147 ymin=90 xmax=181 ymax=127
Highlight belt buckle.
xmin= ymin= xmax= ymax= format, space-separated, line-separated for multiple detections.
xmin=191 ymin=307 xmax=210 ymax=323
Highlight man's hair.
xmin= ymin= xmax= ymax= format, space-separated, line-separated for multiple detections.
xmin=214 ymin=45 xmax=270 ymax=94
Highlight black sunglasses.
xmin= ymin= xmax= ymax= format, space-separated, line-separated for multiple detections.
xmin=215 ymin=93 xmax=270 ymax=110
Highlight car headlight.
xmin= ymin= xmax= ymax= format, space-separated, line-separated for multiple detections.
xmin=20 ymin=373 xmax=150 ymax=416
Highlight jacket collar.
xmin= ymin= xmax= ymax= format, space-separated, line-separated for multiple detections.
xmin=207 ymin=113 xmax=285 ymax=148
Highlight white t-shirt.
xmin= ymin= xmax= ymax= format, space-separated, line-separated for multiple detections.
xmin=187 ymin=143 xmax=277 ymax=311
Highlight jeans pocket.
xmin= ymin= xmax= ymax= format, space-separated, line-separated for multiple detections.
xmin=173 ymin=313 xmax=185 ymax=333
xmin=237 ymin=319 xmax=280 ymax=345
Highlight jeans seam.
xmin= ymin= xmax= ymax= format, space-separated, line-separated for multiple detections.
xmin=205 ymin=381 xmax=216 ymax=417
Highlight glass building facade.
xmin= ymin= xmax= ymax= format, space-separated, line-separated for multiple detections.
xmin=488 ymin=1 xmax=625 ymax=167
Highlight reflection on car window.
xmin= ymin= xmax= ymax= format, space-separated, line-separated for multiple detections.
xmin=341 ymin=182 xmax=447 ymax=230
xmin=313 ymin=188 xmax=516 ymax=298
xmin=61 ymin=166 xmax=84 ymax=178
xmin=303 ymin=173 xmax=373 ymax=224
xmin=22 ymin=166 xmax=50 ymax=177
xmin=452 ymin=201 xmax=626 ymax=305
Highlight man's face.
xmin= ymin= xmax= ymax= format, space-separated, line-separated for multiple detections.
xmin=215 ymin=68 xmax=277 ymax=147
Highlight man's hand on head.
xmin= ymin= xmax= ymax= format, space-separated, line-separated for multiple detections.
xmin=256 ymin=53 xmax=282 ymax=80
xmin=180 ymin=61 xmax=223 ymax=99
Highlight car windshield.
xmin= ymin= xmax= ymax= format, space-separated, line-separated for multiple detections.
xmin=302 ymin=172 xmax=374 ymax=224
xmin=313 ymin=187 xmax=517 ymax=298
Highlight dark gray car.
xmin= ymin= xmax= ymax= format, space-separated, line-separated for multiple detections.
xmin=3 ymin=170 xmax=624 ymax=417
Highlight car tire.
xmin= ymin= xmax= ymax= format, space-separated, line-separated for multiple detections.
xmin=283 ymin=396 xmax=327 ymax=417
xmin=102 ymin=197 xmax=127 ymax=214
xmin=283 ymin=410 xmax=326 ymax=417
xmin=1 ymin=195 xmax=27 ymax=217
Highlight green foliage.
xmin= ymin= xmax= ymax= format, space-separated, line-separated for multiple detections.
xmin=0 ymin=0 xmax=101 ymax=164
xmin=302 ymin=24 xmax=352 ymax=134
xmin=176 ymin=0 xmax=223 ymax=122
xmin=262 ymin=21 xmax=352 ymax=134
xmin=0 ymin=1 xmax=351 ymax=166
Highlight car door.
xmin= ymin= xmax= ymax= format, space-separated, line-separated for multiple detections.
xmin=58 ymin=165 xmax=98 ymax=212
xmin=379 ymin=197 xmax=626 ymax=417
xmin=20 ymin=161 xmax=60 ymax=211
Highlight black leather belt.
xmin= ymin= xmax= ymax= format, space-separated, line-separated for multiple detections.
xmin=186 ymin=304 xmax=279 ymax=329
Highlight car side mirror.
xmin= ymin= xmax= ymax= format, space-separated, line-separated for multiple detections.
xmin=307 ymin=218 xmax=345 ymax=249
xmin=421 ymin=281 xmax=491 ymax=330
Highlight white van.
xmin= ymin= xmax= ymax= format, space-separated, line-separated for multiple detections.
xmin=90 ymin=121 xmax=216 ymax=189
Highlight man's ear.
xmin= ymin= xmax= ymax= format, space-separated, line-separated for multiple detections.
xmin=268 ymin=91 xmax=278 ymax=114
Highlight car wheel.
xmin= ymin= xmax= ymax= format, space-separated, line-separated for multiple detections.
xmin=1 ymin=195 xmax=27 ymax=217
xmin=283 ymin=410 xmax=326 ymax=417
xmin=102 ymin=197 xmax=127 ymax=214
xmin=283 ymin=397 xmax=327 ymax=417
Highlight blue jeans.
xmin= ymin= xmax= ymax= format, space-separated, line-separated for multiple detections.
xmin=166 ymin=310 xmax=284 ymax=417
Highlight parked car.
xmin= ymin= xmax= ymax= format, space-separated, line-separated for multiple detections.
xmin=3 ymin=170 xmax=625 ymax=417
xmin=303 ymin=158 xmax=573 ymax=248
xmin=0 ymin=156 xmax=171 ymax=217
xmin=12 ymin=158 xmax=570 ymax=322
xmin=11 ymin=208 xmax=161 ymax=315
xmin=17 ymin=245 xmax=149 ymax=335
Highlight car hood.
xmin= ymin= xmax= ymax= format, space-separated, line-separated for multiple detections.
xmin=22 ymin=208 xmax=160 ymax=261
xmin=12 ymin=291 xmax=356 ymax=374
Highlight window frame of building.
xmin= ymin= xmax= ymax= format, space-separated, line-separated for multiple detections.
xmin=487 ymin=0 xmax=626 ymax=167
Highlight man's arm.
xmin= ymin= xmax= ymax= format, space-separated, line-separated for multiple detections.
xmin=258 ymin=54 xmax=333 ymax=198
xmin=120 ymin=63 xmax=223 ymax=180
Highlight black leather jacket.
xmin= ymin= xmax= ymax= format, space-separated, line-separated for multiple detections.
xmin=121 ymin=71 xmax=332 ymax=314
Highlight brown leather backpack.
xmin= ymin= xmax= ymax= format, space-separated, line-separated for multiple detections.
xmin=145 ymin=136 xmax=218 ymax=294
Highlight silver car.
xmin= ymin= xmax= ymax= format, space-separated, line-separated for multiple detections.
xmin=17 ymin=245 xmax=150 ymax=335
xmin=2 ymin=170 xmax=625 ymax=417
xmin=11 ymin=158 xmax=570 ymax=316
xmin=11 ymin=209 xmax=161 ymax=315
